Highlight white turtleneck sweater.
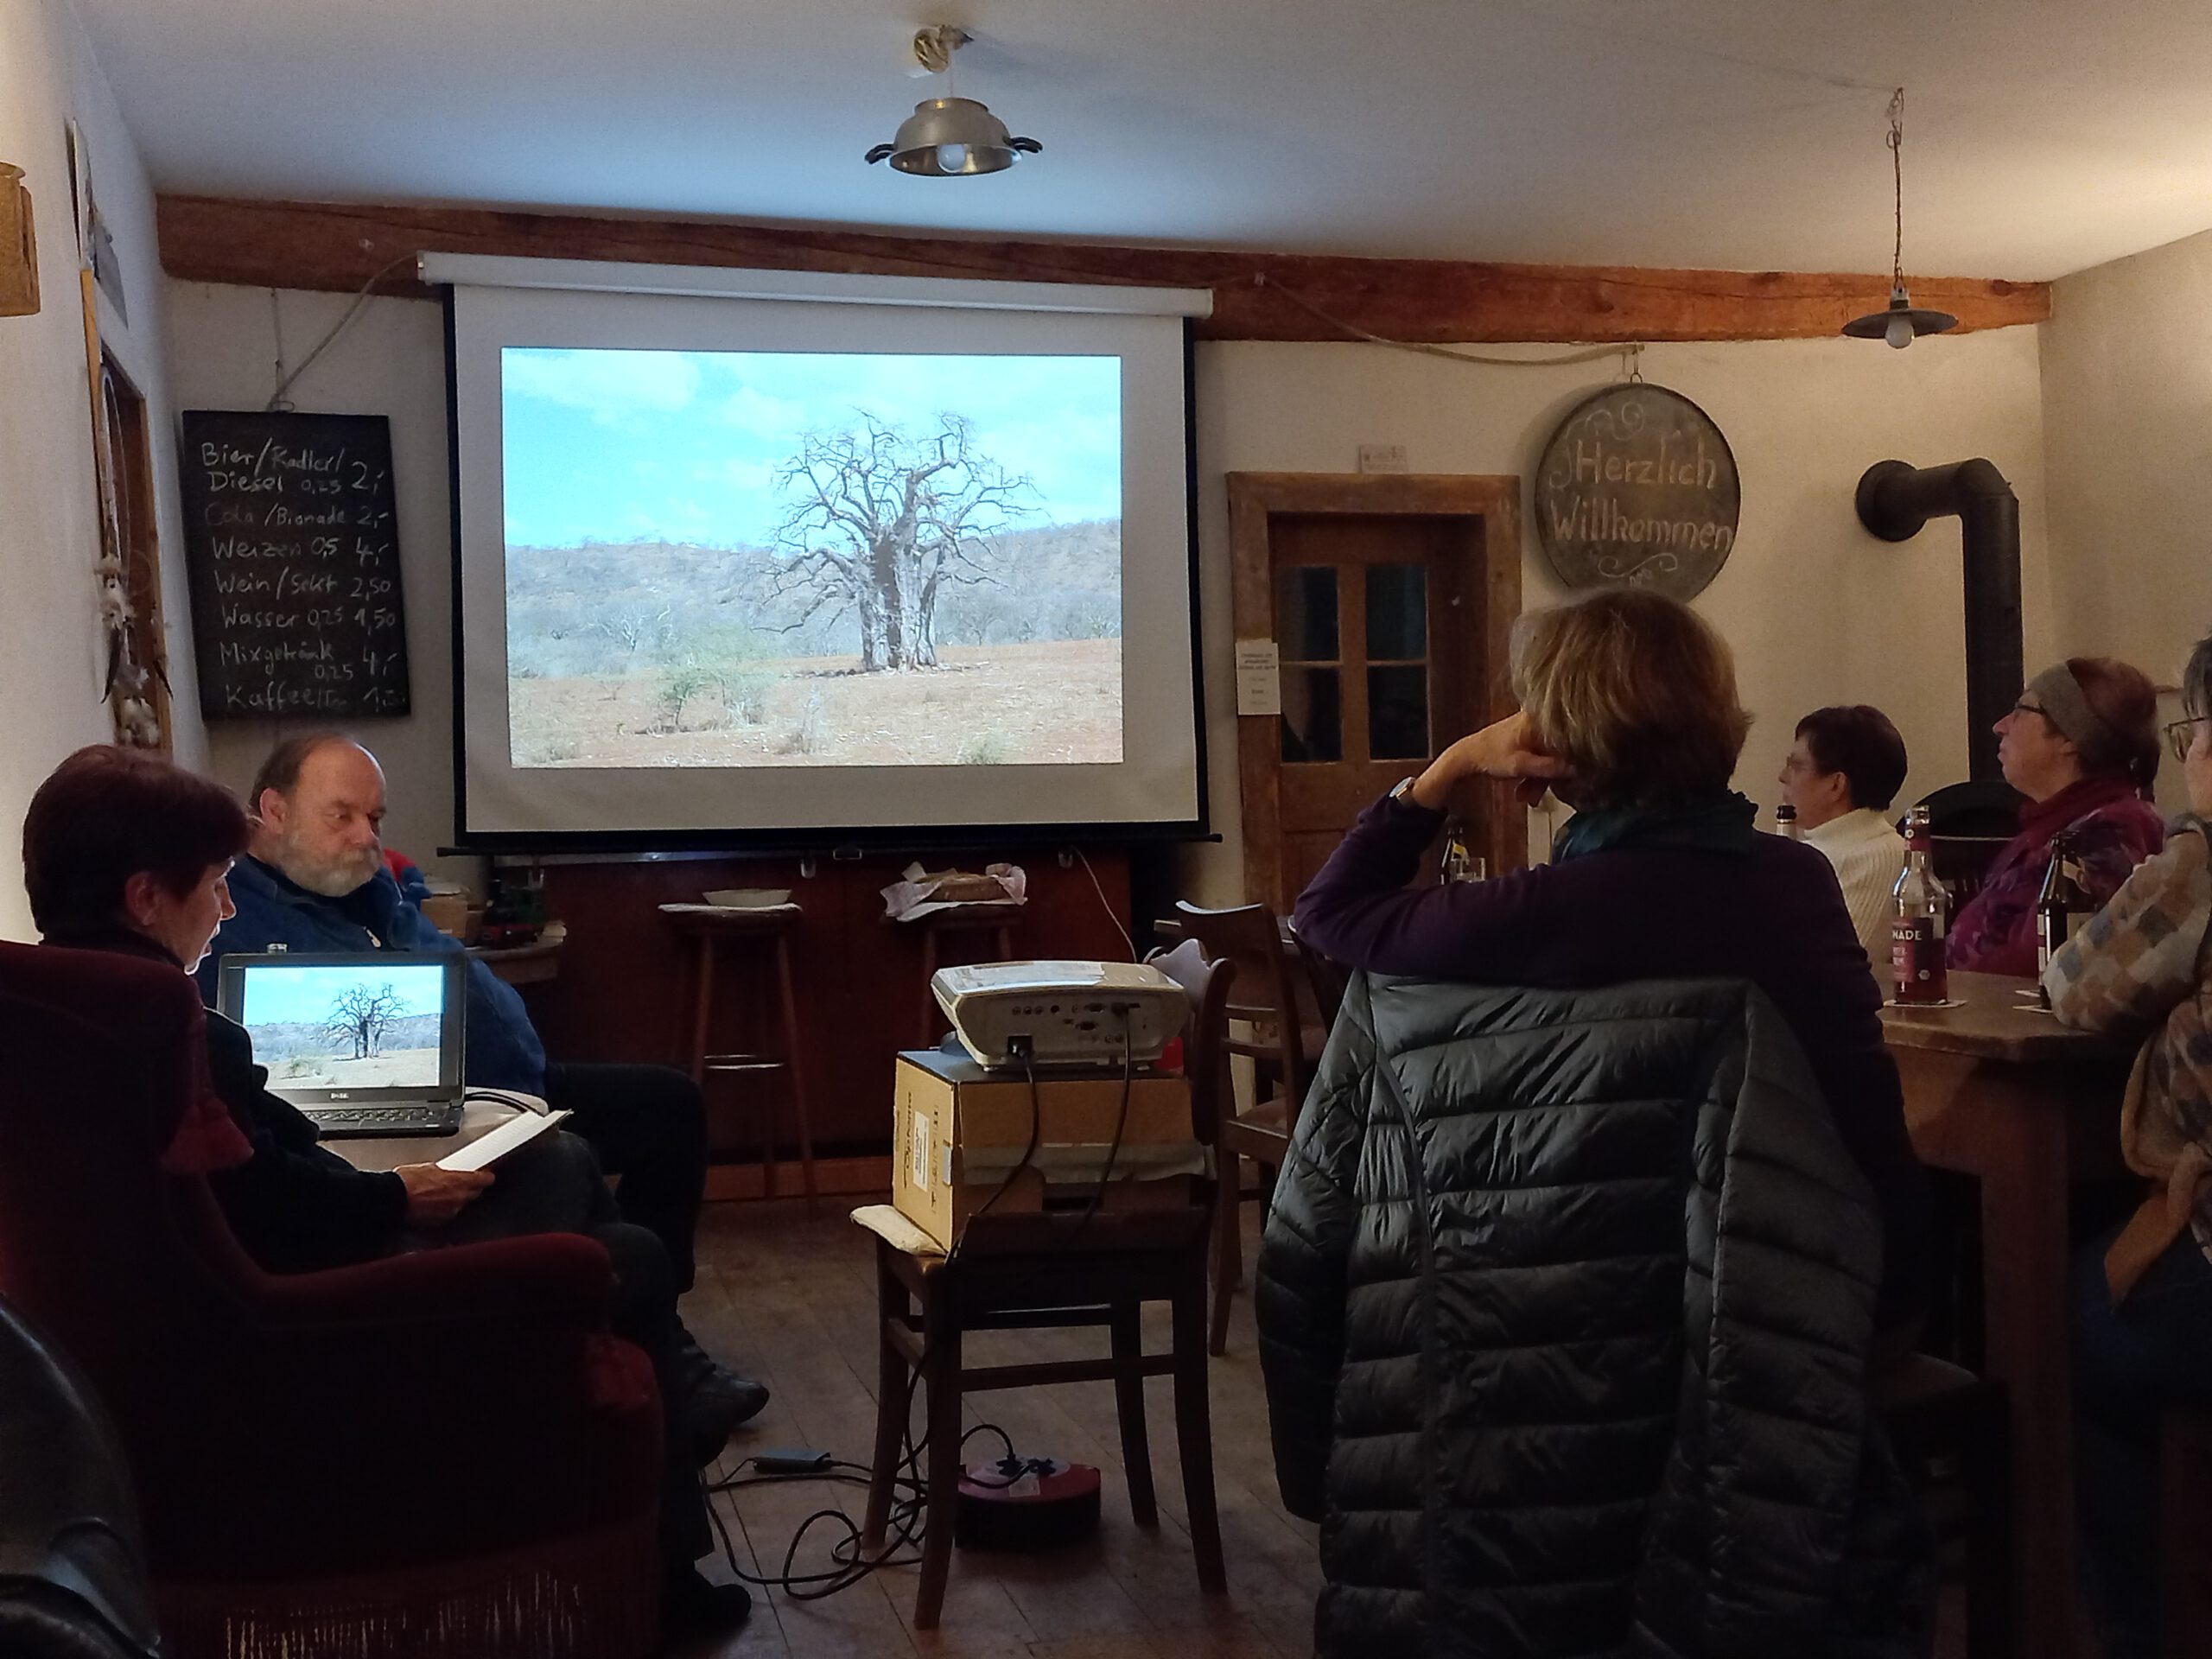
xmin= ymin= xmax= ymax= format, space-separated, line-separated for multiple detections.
xmin=1803 ymin=807 xmax=1908 ymax=967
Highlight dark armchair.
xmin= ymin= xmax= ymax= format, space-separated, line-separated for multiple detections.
xmin=0 ymin=942 xmax=663 ymax=1659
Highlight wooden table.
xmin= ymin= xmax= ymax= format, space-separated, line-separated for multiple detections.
xmin=1879 ymin=969 xmax=2134 ymax=1659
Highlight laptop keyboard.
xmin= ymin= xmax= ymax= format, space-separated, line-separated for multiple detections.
xmin=308 ymin=1104 xmax=460 ymax=1138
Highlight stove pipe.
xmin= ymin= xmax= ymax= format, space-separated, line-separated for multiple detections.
xmin=1854 ymin=458 xmax=2021 ymax=785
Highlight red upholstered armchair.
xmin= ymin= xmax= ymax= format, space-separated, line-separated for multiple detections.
xmin=0 ymin=942 xmax=664 ymax=1659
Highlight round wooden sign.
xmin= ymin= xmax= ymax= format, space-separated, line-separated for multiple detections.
xmin=1533 ymin=384 xmax=1740 ymax=600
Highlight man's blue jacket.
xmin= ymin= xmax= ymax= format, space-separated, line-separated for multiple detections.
xmin=196 ymin=855 xmax=549 ymax=1092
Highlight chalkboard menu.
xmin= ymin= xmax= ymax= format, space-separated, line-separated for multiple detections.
xmin=1532 ymin=385 xmax=1741 ymax=601
xmin=179 ymin=410 xmax=410 ymax=718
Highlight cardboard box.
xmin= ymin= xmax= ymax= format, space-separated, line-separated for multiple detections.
xmin=891 ymin=1048 xmax=1203 ymax=1251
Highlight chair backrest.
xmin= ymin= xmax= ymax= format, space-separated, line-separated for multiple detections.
xmin=0 ymin=943 xmax=276 ymax=1562
xmin=1173 ymin=900 xmax=1314 ymax=1104
xmin=1147 ymin=938 xmax=1237 ymax=1149
xmin=1294 ymin=931 xmax=1350 ymax=1032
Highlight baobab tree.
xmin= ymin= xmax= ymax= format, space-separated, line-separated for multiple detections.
xmin=322 ymin=983 xmax=408 ymax=1060
xmin=766 ymin=414 xmax=1033 ymax=671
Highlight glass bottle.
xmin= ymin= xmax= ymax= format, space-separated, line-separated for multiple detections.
xmin=2037 ymin=829 xmax=2094 ymax=972
xmin=1440 ymin=818 xmax=1483 ymax=884
xmin=1775 ymin=801 xmax=1803 ymax=841
xmin=1891 ymin=804 xmax=1951 ymax=1004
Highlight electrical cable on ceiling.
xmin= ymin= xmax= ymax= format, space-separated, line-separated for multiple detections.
xmin=1251 ymin=271 xmax=1643 ymax=370
xmin=264 ymin=252 xmax=417 ymax=411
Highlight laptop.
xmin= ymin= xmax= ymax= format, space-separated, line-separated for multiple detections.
xmin=215 ymin=951 xmax=467 ymax=1137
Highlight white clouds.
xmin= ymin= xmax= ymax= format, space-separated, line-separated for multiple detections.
xmin=505 ymin=348 xmax=702 ymax=419
xmin=716 ymin=385 xmax=810 ymax=442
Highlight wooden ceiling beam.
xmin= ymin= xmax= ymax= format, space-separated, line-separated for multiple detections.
xmin=156 ymin=194 xmax=2050 ymax=343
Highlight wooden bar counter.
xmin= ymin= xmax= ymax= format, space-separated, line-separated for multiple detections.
xmin=1879 ymin=969 xmax=2133 ymax=1659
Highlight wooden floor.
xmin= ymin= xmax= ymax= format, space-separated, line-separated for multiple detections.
xmin=674 ymin=1197 xmax=1321 ymax=1659
xmin=675 ymin=1198 xmax=1976 ymax=1659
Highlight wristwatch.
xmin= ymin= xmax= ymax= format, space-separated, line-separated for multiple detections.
xmin=1389 ymin=775 xmax=1419 ymax=802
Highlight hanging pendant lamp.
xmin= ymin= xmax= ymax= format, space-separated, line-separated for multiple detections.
xmin=1841 ymin=88 xmax=1956 ymax=349
xmin=865 ymin=26 xmax=1040 ymax=176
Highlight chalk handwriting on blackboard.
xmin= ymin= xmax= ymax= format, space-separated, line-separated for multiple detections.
xmin=180 ymin=411 xmax=411 ymax=719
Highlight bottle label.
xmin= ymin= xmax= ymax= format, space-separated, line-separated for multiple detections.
xmin=1891 ymin=916 xmax=1949 ymax=1003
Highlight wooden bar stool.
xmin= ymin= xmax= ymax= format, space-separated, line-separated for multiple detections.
xmin=855 ymin=1207 xmax=1226 ymax=1631
xmin=910 ymin=905 xmax=1019 ymax=1041
xmin=660 ymin=905 xmax=817 ymax=1211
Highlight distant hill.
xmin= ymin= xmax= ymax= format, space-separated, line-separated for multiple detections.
xmin=248 ymin=1012 xmax=441 ymax=1062
xmin=505 ymin=519 xmax=1122 ymax=677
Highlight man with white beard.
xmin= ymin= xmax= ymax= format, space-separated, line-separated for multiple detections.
xmin=200 ymin=733 xmax=766 ymax=1459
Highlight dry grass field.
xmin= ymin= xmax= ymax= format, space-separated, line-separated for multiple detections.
xmin=509 ymin=640 xmax=1122 ymax=769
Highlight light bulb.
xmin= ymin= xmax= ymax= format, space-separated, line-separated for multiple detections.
xmin=1885 ymin=312 xmax=1913 ymax=350
xmin=935 ymin=143 xmax=969 ymax=173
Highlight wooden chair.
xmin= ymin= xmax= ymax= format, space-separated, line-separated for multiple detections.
xmin=1872 ymin=1353 xmax=2012 ymax=1659
xmin=855 ymin=954 xmax=1233 ymax=1630
xmin=1172 ymin=899 xmax=1325 ymax=1353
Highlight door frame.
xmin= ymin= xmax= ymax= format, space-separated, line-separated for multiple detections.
xmin=1227 ymin=472 xmax=1522 ymax=912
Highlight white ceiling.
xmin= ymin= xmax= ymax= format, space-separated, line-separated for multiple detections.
xmin=74 ymin=0 xmax=2212 ymax=282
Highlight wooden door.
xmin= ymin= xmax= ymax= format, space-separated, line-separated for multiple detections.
xmin=1229 ymin=474 xmax=1521 ymax=913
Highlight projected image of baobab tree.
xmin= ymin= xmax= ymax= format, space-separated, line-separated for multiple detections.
xmin=499 ymin=348 xmax=1123 ymax=770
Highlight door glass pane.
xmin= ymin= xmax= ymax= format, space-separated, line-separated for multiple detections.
xmin=1276 ymin=566 xmax=1338 ymax=662
xmin=1368 ymin=665 xmax=1429 ymax=760
xmin=1281 ymin=668 xmax=1343 ymax=763
xmin=1366 ymin=564 xmax=1427 ymax=661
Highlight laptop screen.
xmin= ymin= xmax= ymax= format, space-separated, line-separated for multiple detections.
xmin=217 ymin=953 xmax=466 ymax=1105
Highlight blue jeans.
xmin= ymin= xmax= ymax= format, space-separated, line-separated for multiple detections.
xmin=2071 ymin=1219 xmax=2212 ymax=1659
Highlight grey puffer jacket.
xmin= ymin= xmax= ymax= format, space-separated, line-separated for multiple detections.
xmin=1255 ymin=976 xmax=1933 ymax=1659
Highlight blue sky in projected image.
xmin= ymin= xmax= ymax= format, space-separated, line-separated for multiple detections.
xmin=500 ymin=349 xmax=1122 ymax=549
xmin=238 ymin=964 xmax=449 ymax=1029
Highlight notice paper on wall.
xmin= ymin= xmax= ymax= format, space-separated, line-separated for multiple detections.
xmin=1234 ymin=639 xmax=1281 ymax=716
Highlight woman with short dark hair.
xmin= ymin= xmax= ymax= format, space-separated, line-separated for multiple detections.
xmin=2046 ymin=630 xmax=2212 ymax=1659
xmin=1293 ymin=588 xmax=1926 ymax=1324
xmin=21 ymin=746 xmax=753 ymax=1637
xmin=1948 ymin=656 xmax=2165 ymax=976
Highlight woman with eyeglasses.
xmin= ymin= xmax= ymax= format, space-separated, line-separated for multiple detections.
xmin=1946 ymin=656 xmax=2165 ymax=975
xmin=2044 ymin=632 xmax=2212 ymax=1659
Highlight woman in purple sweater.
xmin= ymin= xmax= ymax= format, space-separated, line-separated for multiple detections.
xmin=1294 ymin=588 xmax=1929 ymax=1328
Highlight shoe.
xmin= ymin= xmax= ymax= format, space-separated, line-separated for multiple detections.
xmin=663 ymin=1566 xmax=752 ymax=1642
xmin=685 ymin=1364 xmax=770 ymax=1463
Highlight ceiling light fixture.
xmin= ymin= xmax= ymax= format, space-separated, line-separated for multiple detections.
xmin=866 ymin=25 xmax=1039 ymax=177
xmin=1842 ymin=88 xmax=1956 ymax=349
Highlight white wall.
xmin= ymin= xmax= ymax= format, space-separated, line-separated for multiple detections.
xmin=162 ymin=284 xmax=470 ymax=882
xmin=2041 ymin=226 xmax=2212 ymax=817
xmin=0 ymin=0 xmax=200 ymax=938
xmin=1179 ymin=329 xmax=2053 ymax=899
xmin=158 ymin=280 xmax=2050 ymax=899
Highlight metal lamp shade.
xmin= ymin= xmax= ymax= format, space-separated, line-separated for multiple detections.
xmin=868 ymin=98 xmax=1039 ymax=175
xmin=1842 ymin=283 xmax=1959 ymax=347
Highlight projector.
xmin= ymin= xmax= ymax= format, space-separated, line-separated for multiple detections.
xmin=931 ymin=961 xmax=1188 ymax=1070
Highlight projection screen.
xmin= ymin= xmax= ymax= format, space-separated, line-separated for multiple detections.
xmin=429 ymin=253 xmax=1208 ymax=849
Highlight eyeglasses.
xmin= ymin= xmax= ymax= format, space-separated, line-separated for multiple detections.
xmin=2167 ymin=716 xmax=2209 ymax=764
xmin=2010 ymin=698 xmax=2050 ymax=721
